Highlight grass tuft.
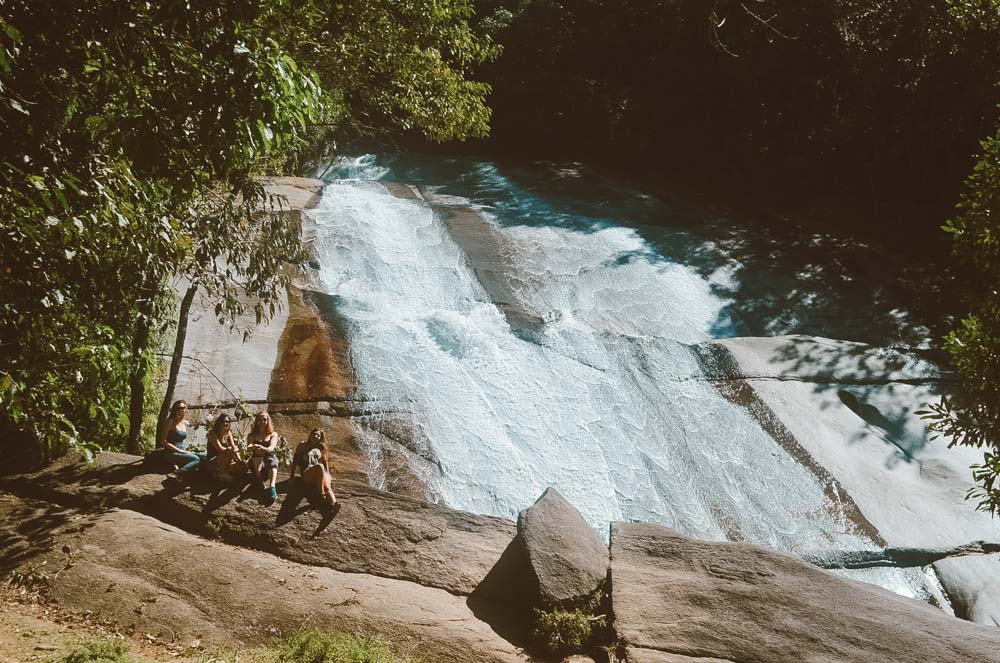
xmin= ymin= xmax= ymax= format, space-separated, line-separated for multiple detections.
xmin=50 ymin=637 xmax=137 ymax=663
xmin=201 ymin=629 xmax=422 ymax=663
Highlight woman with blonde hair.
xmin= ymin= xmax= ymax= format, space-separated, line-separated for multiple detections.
xmin=247 ymin=411 xmax=280 ymax=504
xmin=289 ymin=428 xmax=337 ymax=510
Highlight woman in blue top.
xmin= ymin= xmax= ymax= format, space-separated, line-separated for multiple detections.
xmin=160 ymin=400 xmax=205 ymax=483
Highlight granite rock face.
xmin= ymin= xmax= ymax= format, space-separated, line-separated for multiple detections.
xmin=518 ymin=487 xmax=608 ymax=607
xmin=611 ymin=521 xmax=1000 ymax=663
xmin=0 ymin=494 xmax=528 ymax=663
xmin=0 ymin=452 xmax=515 ymax=597
xmin=696 ymin=335 xmax=1000 ymax=626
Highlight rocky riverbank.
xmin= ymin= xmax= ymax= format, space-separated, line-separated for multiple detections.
xmin=3 ymin=456 xmax=1000 ymax=662
xmin=104 ymin=172 xmax=1000 ymax=660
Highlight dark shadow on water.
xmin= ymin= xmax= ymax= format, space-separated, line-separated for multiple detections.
xmin=344 ymin=152 xmax=954 ymax=348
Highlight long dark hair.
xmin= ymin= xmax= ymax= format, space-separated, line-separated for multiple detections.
xmin=169 ymin=400 xmax=187 ymax=419
xmin=300 ymin=428 xmax=329 ymax=468
xmin=211 ymin=413 xmax=232 ymax=437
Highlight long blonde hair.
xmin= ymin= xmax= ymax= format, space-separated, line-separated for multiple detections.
xmin=251 ymin=411 xmax=274 ymax=438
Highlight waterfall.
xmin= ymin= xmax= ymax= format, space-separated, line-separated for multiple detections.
xmin=311 ymin=156 xmax=936 ymax=600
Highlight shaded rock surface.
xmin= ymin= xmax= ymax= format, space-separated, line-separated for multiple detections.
xmin=263 ymin=175 xmax=325 ymax=212
xmin=611 ymin=522 xmax=1000 ymax=663
xmin=0 ymin=452 xmax=515 ymax=597
xmin=517 ymin=488 xmax=608 ymax=607
xmin=0 ymin=494 xmax=527 ymax=663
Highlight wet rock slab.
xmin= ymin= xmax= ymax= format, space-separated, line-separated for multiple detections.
xmin=697 ymin=334 xmax=1000 ymax=625
xmin=610 ymin=521 xmax=1000 ymax=663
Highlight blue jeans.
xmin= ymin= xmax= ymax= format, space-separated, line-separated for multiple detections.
xmin=166 ymin=451 xmax=205 ymax=474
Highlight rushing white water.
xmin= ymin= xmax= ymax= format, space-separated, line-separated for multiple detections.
xmin=311 ymin=156 xmax=934 ymax=599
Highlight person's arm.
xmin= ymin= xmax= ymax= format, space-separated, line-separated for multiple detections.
xmin=262 ymin=432 xmax=278 ymax=453
xmin=157 ymin=419 xmax=168 ymax=450
xmin=288 ymin=444 xmax=303 ymax=478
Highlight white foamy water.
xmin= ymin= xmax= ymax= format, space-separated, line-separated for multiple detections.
xmin=312 ymin=172 xmax=931 ymax=599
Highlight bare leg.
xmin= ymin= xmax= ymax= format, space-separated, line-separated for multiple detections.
xmin=303 ymin=466 xmax=323 ymax=497
xmin=321 ymin=472 xmax=336 ymax=505
xmin=214 ymin=448 xmax=236 ymax=477
xmin=266 ymin=466 xmax=278 ymax=490
xmin=303 ymin=466 xmax=334 ymax=504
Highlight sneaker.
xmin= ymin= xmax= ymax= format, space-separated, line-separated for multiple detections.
xmin=263 ymin=486 xmax=277 ymax=505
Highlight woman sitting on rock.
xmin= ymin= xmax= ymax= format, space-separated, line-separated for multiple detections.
xmin=247 ymin=411 xmax=280 ymax=504
xmin=160 ymin=400 xmax=204 ymax=484
xmin=206 ymin=413 xmax=242 ymax=481
xmin=289 ymin=428 xmax=338 ymax=512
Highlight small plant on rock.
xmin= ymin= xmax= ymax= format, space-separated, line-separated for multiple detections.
xmin=274 ymin=435 xmax=293 ymax=469
xmin=7 ymin=561 xmax=50 ymax=591
xmin=532 ymin=607 xmax=606 ymax=658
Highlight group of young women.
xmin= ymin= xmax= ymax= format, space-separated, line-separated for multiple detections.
xmin=158 ymin=400 xmax=337 ymax=508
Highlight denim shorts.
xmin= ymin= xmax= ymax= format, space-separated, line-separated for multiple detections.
xmin=254 ymin=452 xmax=278 ymax=471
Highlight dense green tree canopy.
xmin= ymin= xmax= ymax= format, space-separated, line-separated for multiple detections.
xmin=0 ymin=0 xmax=496 ymax=462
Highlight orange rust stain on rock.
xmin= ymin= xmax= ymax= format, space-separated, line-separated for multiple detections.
xmin=269 ymin=286 xmax=355 ymax=403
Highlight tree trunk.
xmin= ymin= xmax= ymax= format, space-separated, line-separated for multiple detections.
xmin=159 ymin=281 xmax=199 ymax=425
xmin=126 ymin=307 xmax=152 ymax=455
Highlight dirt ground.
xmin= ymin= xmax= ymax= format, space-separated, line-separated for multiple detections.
xmin=0 ymin=584 xmax=198 ymax=663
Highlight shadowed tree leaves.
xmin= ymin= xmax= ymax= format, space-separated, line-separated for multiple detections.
xmin=476 ymin=0 xmax=1000 ymax=224
xmin=922 ymin=121 xmax=1000 ymax=513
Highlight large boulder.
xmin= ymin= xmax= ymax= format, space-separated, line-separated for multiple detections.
xmin=0 ymin=494 xmax=527 ymax=663
xmin=517 ymin=487 xmax=608 ymax=607
xmin=611 ymin=521 xmax=1000 ymax=663
xmin=0 ymin=452 xmax=515 ymax=597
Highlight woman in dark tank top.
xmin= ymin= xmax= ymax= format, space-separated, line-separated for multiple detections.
xmin=206 ymin=413 xmax=241 ymax=480
xmin=247 ymin=411 xmax=280 ymax=504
